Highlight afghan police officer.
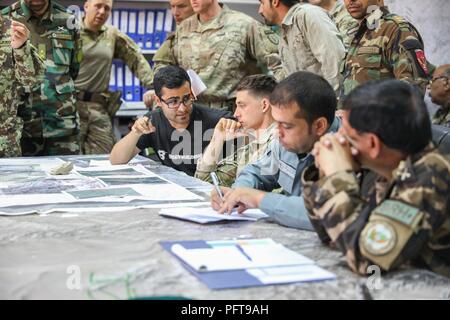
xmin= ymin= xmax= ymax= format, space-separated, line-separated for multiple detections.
xmin=429 ymin=64 xmax=450 ymax=128
xmin=0 ymin=13 xmax=44 ymax=157
xmin=154 ymin=0 xmax=284 ymax=111
xmin=75 ymin=0 xmax=154 ymax=155
xmin=341 ymin=0 xmax=431 ymax=99
xmin=309 ymin=0 xmax=359 ymax=48
xmin=303 ymin=80 xmax=450 ymax=277
xmin=144 ymin=0 xmax=194 ymax=108
xmin=2 ymin=0 xmax=83 ymax=156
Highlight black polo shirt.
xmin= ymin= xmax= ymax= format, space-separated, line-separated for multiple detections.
xmin=136 ymin=104 xmax=232 ymax=176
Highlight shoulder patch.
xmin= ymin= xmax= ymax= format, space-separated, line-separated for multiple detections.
xmin=361 ymin=221 xmax=397 ymax=256
xmin=372 ymin=199 xmax=421 ymax=226
xmin=264 ymin=29 xmax=279 ymax=46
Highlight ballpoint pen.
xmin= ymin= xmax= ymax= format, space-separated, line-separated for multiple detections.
xmin=210 ymin=172 xmax=224 ymax=201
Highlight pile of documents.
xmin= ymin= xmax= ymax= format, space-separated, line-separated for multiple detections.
xmin=160 ymin=238 xmax=336 ymax=289
xmin=159 ymin=207 xmax=268 ymax=224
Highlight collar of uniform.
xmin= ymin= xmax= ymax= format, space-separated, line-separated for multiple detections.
xmin=21 ymin=0 xmax=54 ymax=22
xmin=281 ymin=3 xmax=303 ymax=27
xmin=194 ymin=4 xmax=229 ymax=32
xmin=363 ymin=6 xmax=389 ymax=27
xmin=392 ymin=142 xmax=436 ymax=182
xmin=329 ymin=0 xmax=343 ymax=19
xmin=81 ymin=18 xmax=107 ymax=35
xmin=248 ymin=121 xmax=278 ymax=145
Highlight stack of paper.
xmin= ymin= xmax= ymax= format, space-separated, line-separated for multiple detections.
xmin=159 ymin=207 xmax=268 ymax=224
xmin=160 ymin=238 xmax=336 ymax=289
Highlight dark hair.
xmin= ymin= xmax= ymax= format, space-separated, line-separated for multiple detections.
xmin=153 ymin=65 xmax=191 ymax=97
xmin=269 ymin=71 xmax=336 ymax=126
xmin=236 ymin=74 xmax=277 ymax=98
xmin=280 ymin=0 xmax=301 ymax=8
xmin=342 ymin=80 xmax=431 ymax=154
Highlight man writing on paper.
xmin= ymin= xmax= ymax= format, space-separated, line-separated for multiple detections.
xmin=110 ymin=65 xmax=231 ymax=176
xmin=195 ymin=74 xmax=278 ymax=187
xmin=302 ymin=80 xmax=450 ymax=277
xmin=75 ymin=0 xmax=154 ymax=155
xmin=211 ymin=72 xmax=341 ymax=230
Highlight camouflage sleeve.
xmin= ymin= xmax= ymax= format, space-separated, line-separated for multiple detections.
xmin=152 ymin=33 xmax=176 ymax=76
xmin=195 ymin=154 xmax=238 ymax=188
xmin=302 ymin=155 xmax=450 ymax=275
xmin=114 ymin=29 xmax=154 ymax=89
xmin=385 ymin=23 xmax=430 ymax=94
xmin=13 ymin=41 xmax=45 ymax=88
xmin=246 ymin=22 xmax=285 ymax=81
xmin=70 ymin=27 xmax=82 ymax=81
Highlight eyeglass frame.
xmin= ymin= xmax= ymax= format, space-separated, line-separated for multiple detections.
xmin=158 ymin=92 xmax=196 ymax=109
xmin=429 ymin=76 xmax=449 ymax=85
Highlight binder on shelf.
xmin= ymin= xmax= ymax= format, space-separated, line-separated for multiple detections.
xmin=154 ymin=9 xmax=166 ymax=49
xmin=116 ymin=61 xmax=124 ymax=99
xmin=136 ymin=10 xmax=146 ymax=49
xmin=144 ymin=10 xmax=155 ymax=50
xmin=128 ymin=10 xmax=138 ymax=43
xmin=109 ymin=62 xmax=117 ymax=92
xmin=133 ymin=75 xmax=141 ymax=102
xmin=120 ymin=9 xmax=129 ymax=34
xmin=124 ymin=66 xmax=134 ymax=102
xmin=112 ymin=10 xmax=120 ymax=29
xmin=164 ymin=8 xmax=174 ymax=33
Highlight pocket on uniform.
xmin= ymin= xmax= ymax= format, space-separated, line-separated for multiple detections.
xmin=356 ymin=46 xmax=382 ymax=68
xmin=49 ymin=36 xmax=73 ymax=74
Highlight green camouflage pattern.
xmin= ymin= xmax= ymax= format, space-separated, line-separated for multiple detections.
xmin=302 ymin=144 xmax=450 ymax=277
xmin=152 ymin=32 xmax=176 ymax=76
xmin=432 ymin=102 xmax=450 ymax=128
xmin=3 ymin=0 xmax=82 ymax=156
xmin=195 ymin=123 xmax=277 ymax=187
xmin=341 ymin=7 xmax=431 ymax=99
xmin=329 ymin=1 xmax=358 ymax=49
xmin=0 ymin=14 xmax=44 ymax=157
xmin=76 ymin=100 xmax=115 ymax=155
xmin=154 ymin=5 xmax=284 ymax=110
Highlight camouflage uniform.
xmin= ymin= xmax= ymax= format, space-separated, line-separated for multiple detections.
xmin=302 ymin=144 xmax=450 ymax=277
xmin=154 ymin=5 xmax=284 ymax=111
xmin=279 ymin=3 xmax=345 ymax=93
xmin=432 ymin=102 xmax=450 ymax=128
xmin=195 ymin=122 xmax=277 ymax=187
xmin=0 ymin=14 xmax=44 ymax=157
xmin=152 ymin=32 xmax=175 ymax=75
xmin=341 ymin=7 xmax=431 ymax=99
xmin=3 ymin=0 xmax=83 ymax=156
xmin=329 ymin=1 xmax=358 ymax=49
xmin=75 ymin=21 xmax=153 ymax=155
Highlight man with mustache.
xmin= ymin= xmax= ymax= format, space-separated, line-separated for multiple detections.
xmin=341 ymin=0 xmax=432 ymax=99
xmin=75 ymin=0 xmax=154 ymax=155
xmin=2 ymin=0 xmax=83 ymax=156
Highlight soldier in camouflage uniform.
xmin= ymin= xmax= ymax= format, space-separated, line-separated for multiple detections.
xmin=154 ymin=0 xmax=284 ymax=111
xmin=429 ymin=64 xmax=450 ymax=128
xmin=341 ymin=0 xmax=431 ymax=99
xmin=0 ymin=14 xmax=44 ymax=157
xmin=75 ymin=0 xmax=154 ymax=155
xmin=2 ymin=0 xmax=83 ymax=156
xmin=144 ymin=0 xmax=194 ymax=108
xmin=302 ymin=80 xmax=450 ymax=277
xmin=195 ymin=75 xmax=278 ymax=187
xmin=309 ymin=0 xmax=359 ymax=48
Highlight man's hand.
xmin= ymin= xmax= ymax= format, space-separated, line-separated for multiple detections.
xmin=312 ymin=133 xmax=359 ymax=176
xmin=211 ymin=186 xmax=231 ymax=211
xmin=212 ymin=118 xmax=245 ymax=142
xmin=11 ymin=21 xmax=29 ymax=49
xmin=131 ymin=116 xmax=155 ymax=135
xmin=143 ymin=90 xmax=156 ymax=109
xmin=218 ymin=187 xmax=266 ymax=214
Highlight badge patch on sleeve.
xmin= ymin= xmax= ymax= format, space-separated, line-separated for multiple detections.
xmin=414 ymin=49 xmax=429 ymax=76
xmin=361 ymin=221 xmax=397 ymax=256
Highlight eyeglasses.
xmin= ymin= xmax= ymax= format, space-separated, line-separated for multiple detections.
xmin=159 ymin=93 xmax=195 ymax=109
xmin=429 ymin=76 xmax=448 ymax=85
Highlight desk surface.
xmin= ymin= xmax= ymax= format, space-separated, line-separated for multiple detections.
xmin=0 ymin=157 xmax=449 ymax=300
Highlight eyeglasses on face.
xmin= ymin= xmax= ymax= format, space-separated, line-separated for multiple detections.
xmin=159 ymin=93 xmax=195 ymax=109
xmin=429 ymin=76 xmax=448 ymax=85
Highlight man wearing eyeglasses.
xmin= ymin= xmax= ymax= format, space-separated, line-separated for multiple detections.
xmin=110 ymin=65 xmax=232 ymax=176
xmin=429 ymin=64 xmax=450 ymax=128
